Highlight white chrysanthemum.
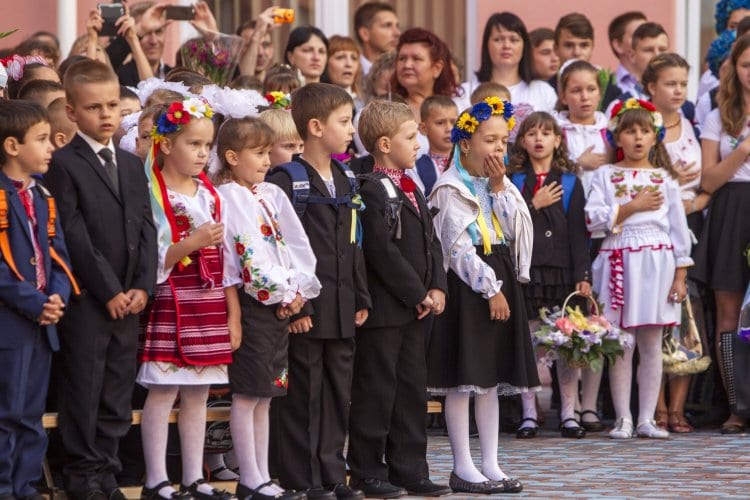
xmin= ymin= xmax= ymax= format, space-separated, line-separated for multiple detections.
xmin=183 ymin=97 xmax=209 ymax=118
xmin=652 ymin=111 xmax=663 ymax=129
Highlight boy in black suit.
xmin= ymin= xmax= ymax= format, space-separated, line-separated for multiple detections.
xmin=0 ymin=100 xmax=75 ymax=500
xmin=347 ymin=101 xmax=450 ymax=498
xmin=45 ymin=60 xmax=157 ymax=500
xmin=267 ymin=83 xmax=371 ymax=500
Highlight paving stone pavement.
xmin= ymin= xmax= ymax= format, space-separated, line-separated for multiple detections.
xmin=421 ymin=427 xmax=750 ymax=498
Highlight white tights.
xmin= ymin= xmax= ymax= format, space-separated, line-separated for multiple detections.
xmin=445 ymin=391 xmax=508 ymax=483
xmin=230 ymin=395 xmax=283 ymax=496
xmin=608 ymin=326 xmax=663 ymax=425
xmin=141 ymin=385 xmax=214 ymax=496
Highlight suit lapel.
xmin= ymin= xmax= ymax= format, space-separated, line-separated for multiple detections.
xmin=71 ymin=135 xmax=122 ymax=204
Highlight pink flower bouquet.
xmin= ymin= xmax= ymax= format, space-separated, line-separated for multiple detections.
xmin=179 ymin=34 xmax=244 ymax=86
xmin=534 ymin=292 xmax=633 ymax=371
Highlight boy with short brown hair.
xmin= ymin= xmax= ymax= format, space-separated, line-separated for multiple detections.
xmin=347 ymin=100 xmax=449 ymax=498
xmin=267 ymin=83 xmax=371 ymax=500
xmin=45 ymin=59 xmax=157 ymax=500
xmin=413 ymin=95 xmax=458 ymax=196
xmin=47 ymin=97 xmax=77 ymax=149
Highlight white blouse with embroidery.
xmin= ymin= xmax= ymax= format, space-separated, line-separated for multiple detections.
xmin=156 ymin=183 xmax=223 ymax=284
xmin=664 ymin=116 xmax=702 ymax=200
xmin=220 ymin=181 xmax=321 ymax=305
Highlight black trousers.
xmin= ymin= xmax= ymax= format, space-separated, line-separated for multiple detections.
xmin=270 ymin=336 xmax=355 ymax=489
xmin=56 ymin=294 xmax=138 ymax=494
xmin=347 ymin=319 xmax=429 ymax=485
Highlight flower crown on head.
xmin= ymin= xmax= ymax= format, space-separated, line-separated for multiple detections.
xmin=264 ymin=91 xmax=291 ymax=109
xmin=151 ymin=97 xmax=215 ymax=144
xmin=605 ymin=98 xmax=665 ymax=147
xmin=451 ymin=97 xmax=515 ymax=143
xmin=0 ymin=54 xmax=47 ymax=84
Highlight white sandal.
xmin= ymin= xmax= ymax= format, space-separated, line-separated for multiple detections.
xmin=609 ymin=417 xmax=634 ymax=439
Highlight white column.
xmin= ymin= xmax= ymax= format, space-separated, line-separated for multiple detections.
xmin=677 ymin=0 xmax=701 ymax=101
xmin=57 ymin=0 xmax=77 ymax=60
xmin=314 ymin=0 xmax=350 ymax=37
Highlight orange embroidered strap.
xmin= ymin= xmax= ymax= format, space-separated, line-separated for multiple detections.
xmin=46 ymin=197 xmax=81 ymax=296
xmin=0 ymin=189 xmax=25 ymax=282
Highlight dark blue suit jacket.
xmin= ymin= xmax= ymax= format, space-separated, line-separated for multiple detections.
xmin=0 ymin=172 xmax=73 ymax=351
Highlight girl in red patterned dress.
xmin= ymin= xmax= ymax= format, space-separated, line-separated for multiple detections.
xmin=138 ymin=98 xmax=234 ymax=500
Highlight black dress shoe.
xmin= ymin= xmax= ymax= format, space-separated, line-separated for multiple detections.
xmin=305 ymin=486 xmax=335 ymax=499
xmin=180 ymin=479 xmax=232 ymax=500
xmin=579 ymin=410 xmax=605 ymax=432
xmin=241 ymin=482 xmax=306 ymax=500
xmin=324 ymin=484 xmax=363 ymax=500
xmin=397 ymin=479 xmax=452 ymax=497
xmin=560 ymin=418 xmax=587 ymax=439
xmin=141 ymin=482 xmax=187 ymax=500
xmin=494 ymin=478 xmax=524 ymax=494
xmin=348 ymin=478 xmax=406 ymax=499
xmin=448 ymin=472 xmax=505 ymax=495
xmin=515 ymin=418 xmax=539 ymax=439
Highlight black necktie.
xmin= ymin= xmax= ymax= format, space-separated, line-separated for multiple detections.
xmin=98 ymin=148 xmax=119 ymax=193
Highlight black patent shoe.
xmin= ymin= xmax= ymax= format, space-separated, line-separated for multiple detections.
xmin=515 ymin=418 xmax=539 ymax=439
xmin=493 ymin=478 xmax=524 ymax=494
xmin=560 ymin=418 xmax=587 ymax=439
xmin=140 ymin=482 xmax=188 ymax=500
xmin=325 ymin=484 xmax=363 ymax=500
xmin=579 ymin=410 xmax=605 ymax=432
xmin=240 ymin=482 xmax=306 ymax=500
xmin=448 ymin=472 xmax=505 ymax=495
xmin=397 ymin=479 xmax=451 ymax=497
xmin=179 ymin=480 xmax=231 ymax=500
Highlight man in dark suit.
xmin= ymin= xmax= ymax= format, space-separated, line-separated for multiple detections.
xmin=0 ymin=101 xmax=75 ymax=500
xmin=346 ymin=101 xmax=450 ymax=498
xmin=44 ymin=60 xmax=157 ymax=500
xmin=266 ymin=83 xmax=371 ymax=500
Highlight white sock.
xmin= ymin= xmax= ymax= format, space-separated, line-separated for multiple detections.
xmin=519 ymin=392 xmax=537 ymax=428
xmin=636 ymin=327 xmax=663 ymax=425
xmin=474 ymin=391 xmax=507 ymax=481
xmin=142 ymin=385 xmax=179 ymax=492
xmin=230 ymin=395 xmax=282 ymax=496
xmin=177 ymin=385 xmax=211 ymax=492
xmin=608 ymin=329 xmax=635 ymax=422
xmin=580 ymin=368 xmax=603 ymax=422
xmin=444 ymin=392 xmax=486 ymax=483
xmin=556 ymin=362 xmax=580 ymax=427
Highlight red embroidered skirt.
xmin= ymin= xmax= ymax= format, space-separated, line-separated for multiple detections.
xmin=139 ymin=247 xmax=232 ymax=367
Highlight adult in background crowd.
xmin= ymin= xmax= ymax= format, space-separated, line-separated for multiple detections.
xmin=284 ymin=26 xmax=328 ymax=86
xmin=354 ymin=2 xmax=400 ymax=77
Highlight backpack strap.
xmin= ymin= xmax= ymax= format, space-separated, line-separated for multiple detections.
xmin=0 ymin=189 xmax=24 ymax=282
xmin=274 ymin=162 xmax=312 ymax=219
xmin=511 ymin=173 xmax=526 ymax=194
xmin=560 ymin=172 xmax=577 ymax=214
xmin=415 ymin=155 xmax=438 ymax=196
xmin=357 ymin=172 xmax=403 ymax=239
xmin=45 ymin=194 xmax=81 ymax=296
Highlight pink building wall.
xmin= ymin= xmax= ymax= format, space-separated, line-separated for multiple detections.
xmin=475 ymin=0 xmax=677 ymax=70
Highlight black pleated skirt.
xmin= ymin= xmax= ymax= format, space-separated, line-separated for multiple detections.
xmin=426 ymin=244 xmax=540 ymax=394
xmin=229 ymin=291 xmax=290 ymax=398
xmin=692 ymin=182 xmax=750 ymax=293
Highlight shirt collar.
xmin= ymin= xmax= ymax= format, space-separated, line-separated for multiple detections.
xmin=77 ymin=131 xmax=116 ymax=162
xmin=373 ymin=165 xmax=405 ymax=184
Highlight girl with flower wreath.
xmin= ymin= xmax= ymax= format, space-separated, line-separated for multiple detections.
xmin=138 ymin=98 xmax=234 ymax=500
xmin=426 ymin=97 xmax=538 ymax=494
xmin=585 ymin=98 xmax=693 ymax=440
xmin=506 ymin=111 xmax=593 ymax=440
xmin=215 ymin=117 xmax=320 ymax=500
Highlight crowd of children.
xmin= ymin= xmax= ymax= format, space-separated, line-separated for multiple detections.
xmin=2 ymin=1 xmax=750 ymax=499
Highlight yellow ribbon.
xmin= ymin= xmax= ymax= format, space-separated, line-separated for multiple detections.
xmin=475 ymin=205 xmax=504 ymax=255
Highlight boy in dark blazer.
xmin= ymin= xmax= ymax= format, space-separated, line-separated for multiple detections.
xmin=347 ymin=101 xmax=450 ymax=498
xmin=0 ymin=101 xmax=74 ymax=499
xmin=44 ymin=60 xmax=157 ymax=500
xmin=267 ymin=83 xmax=371 ymax=500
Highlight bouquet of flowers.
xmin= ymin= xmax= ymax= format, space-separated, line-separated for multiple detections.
xmin=534 ymin=292 xmax=633 ymax=372
xmin=180 ymin=34 xmax=244 ymax=86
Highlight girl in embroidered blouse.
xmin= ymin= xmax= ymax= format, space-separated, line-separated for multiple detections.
xmin=215 ymin=117 xmax=321 ymax=500
xmin=139 ymin=99 xmax=234 ymax=500
xmin=555 ymin=60 xmax=612 ymax=195
xmin=508 ymin=112 xmax=599 ymax=440
xmin=586 ymin=99 xmax=692 ymax=440
xmin=643 ymin=53 xmax=707 ymax=434
xmin=426 ymin=98 xmax=538 ymax=494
